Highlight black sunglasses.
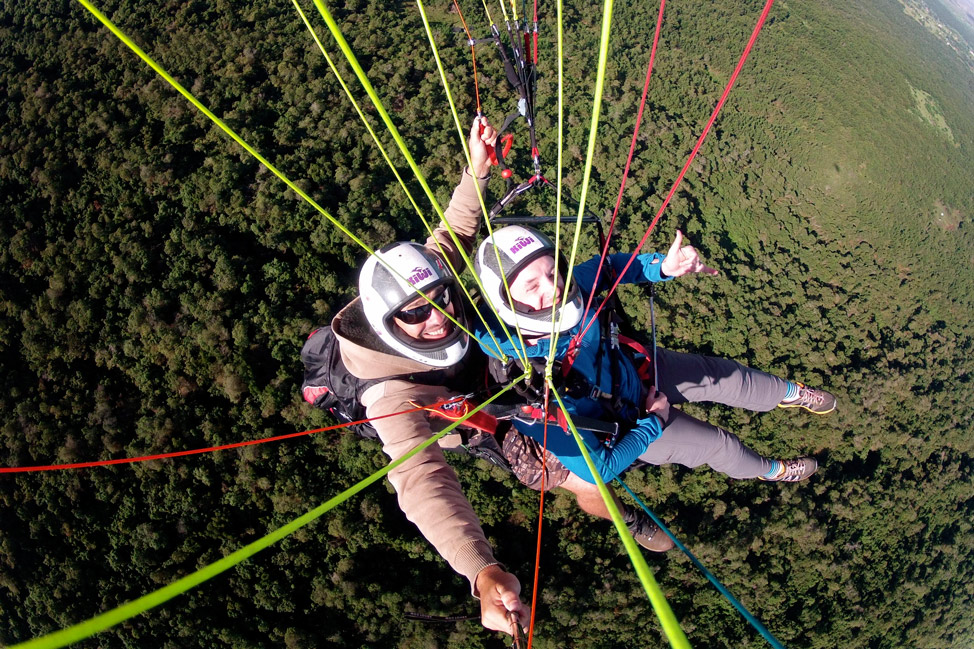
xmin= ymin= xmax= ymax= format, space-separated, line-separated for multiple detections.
xmin=394 ymin=287 xmax=452 ymax=325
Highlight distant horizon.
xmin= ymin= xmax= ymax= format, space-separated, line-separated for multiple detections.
xmin=940 ymin=0 xmax=974 ymax=27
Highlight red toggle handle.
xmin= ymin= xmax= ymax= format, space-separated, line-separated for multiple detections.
xmin=501 ymin=133 xmax=514 ymax=158
xmin=481 ymin=121 xmax=499 ymax=166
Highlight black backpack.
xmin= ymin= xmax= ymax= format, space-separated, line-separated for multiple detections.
xmin=299 ymin=325 xmax=476 ymax=439
xmin=300 ymin=325 xmax=514 ymax=471
xmin=300 ymin=325 xmax=385 ymax=439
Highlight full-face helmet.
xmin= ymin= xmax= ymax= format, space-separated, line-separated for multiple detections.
xmin=474 ymin=225 xmax=583 ymax=336
xmin=359 ymin=242 xmax=468 ymax=367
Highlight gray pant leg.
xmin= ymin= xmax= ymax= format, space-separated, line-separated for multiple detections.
xmin=655 ymin=348 xmax=788 ymax=411
xmin=637 ymin=409 xmax=772 ymax=479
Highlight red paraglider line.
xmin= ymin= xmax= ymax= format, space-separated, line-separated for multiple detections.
xmin=577 ymin=0 xmax=775 ymax=344
xmin=532 ymin=0 xmax=539 ymax=65
xmin=453 ymin=0 xmax=483 ymax=114
xmin=0 ymin=400 xmax=459 ymax=474
xmin=579 ymin=0 xmax=666 ymax=336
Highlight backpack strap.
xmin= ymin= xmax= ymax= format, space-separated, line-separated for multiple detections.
xmin=301 ymin=324 xmax=465 ymax=439
xmin=487 ymin=354 xmax=551 ymax=405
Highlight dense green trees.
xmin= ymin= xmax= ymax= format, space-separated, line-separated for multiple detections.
xmin=2 ymin=0 xmax=973 ymax=647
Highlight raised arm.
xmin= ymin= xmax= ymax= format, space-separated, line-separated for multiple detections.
xmin=573 ymin=230 xmax=718 ymax=295
xmin=426 ymin=117 xmax=498 ymax=268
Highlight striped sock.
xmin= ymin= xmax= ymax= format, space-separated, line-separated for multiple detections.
xmin=780 ymin=381 xmax=800 ymax=403
xmin=761 ymin=460 xmax=784 ymax=480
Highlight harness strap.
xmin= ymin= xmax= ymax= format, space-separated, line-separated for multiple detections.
xmin=516 ymin=406 xmax=619 ymax=437
xmin=414 ymin=394 xmax=621 ymax=440
xmin=412 ymin=399 xmax=500 ymax=434
xmin=618 ymin=333 xmax=654 ymax=384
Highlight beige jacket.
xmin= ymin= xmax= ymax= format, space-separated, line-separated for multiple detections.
xmin=331 ymin=170 xmax=496 ymax=588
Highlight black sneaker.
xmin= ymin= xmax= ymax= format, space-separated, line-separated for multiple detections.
xmin=778 ymin=383 xmax=837 ymax=415
xmin=760 ymin=457 xmax=818 ymax=482
xmin=626 ymin=512 xmax=675 ymax=552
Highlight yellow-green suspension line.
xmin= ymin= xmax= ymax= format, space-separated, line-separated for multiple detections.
xmin=479 ymin=0 xmax=496 ymax=27
xmin=73 ymin=0 xmax=472 ymax=343
xmin=543 ymin=0 xmax=567 ymax=374
xmin=10 ymin=383 xmax=525 ymax=649
xmin=311 ymin=0 xmax=524 ymax=363
xmin=414 ymin=0 xmax=532 ymax=364
xmin=548 ymin=385 xmax=691 ymax=649
xmin=292 ymin=0 xmax=508 ymax=359
xmin=547 ymin=0 xmax=616 ymax=358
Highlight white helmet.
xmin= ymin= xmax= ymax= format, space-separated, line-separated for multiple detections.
xmin=474 ymin=225 xmax=583 ymax=336
xmin=359 ymin=242 xmax=469 ymax=367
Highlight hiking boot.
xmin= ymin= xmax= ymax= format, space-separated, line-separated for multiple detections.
xmin=778 ymin=382 xmax=837 ymax=415
xmin=626 ymin=512 xmax=675 ymax=552
xmin=760 ymin=457 xmax=818 ymax=482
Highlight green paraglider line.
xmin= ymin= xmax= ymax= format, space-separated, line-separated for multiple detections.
xmin=41 ymin=3 xmax=786 ymax=649
xmin=309 ymin=0 xmax=527 ymax=367
xmin=290 ymin=0 xmax=516 ymax=364
xmin=8 ymin=384 xmax=522 ymax=649
xmin=615 ymin=479 xmax=788 ymax=649
xmin=70 ymin=0 xmax=365 ymax=253
xmin=548 ymin=386 xmax=691 ymax=649
xmin=71 ymin=0 xmax=484 ymax=351
xmin=413 ymin=0 xmax=532 ymax=364
xmin=548 ymin=0 xmax=615 ymax=357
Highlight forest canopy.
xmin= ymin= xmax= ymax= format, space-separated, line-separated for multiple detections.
xmin=1 ymin=0 xmax=973 ymax=647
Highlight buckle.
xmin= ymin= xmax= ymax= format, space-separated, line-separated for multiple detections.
xmin=602 ymin=421 xmax=622 ymax=449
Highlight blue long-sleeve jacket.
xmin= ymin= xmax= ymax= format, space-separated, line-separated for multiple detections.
xmin=475 ymin=252 xmax=673 ymax=483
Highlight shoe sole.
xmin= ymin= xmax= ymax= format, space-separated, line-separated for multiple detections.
xmin=777 ymin=402 xmax=836 ymax=415
xmin=760 ymin=458 xmax=819 ymax=482
xmin=635 ymin=538 xmax=675 ymax=552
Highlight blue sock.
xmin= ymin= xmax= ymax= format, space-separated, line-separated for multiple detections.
xmin=782 ymin=381 xmax=799 ymax=402
xmin=762 ymin=460 xmax=783 ymax=480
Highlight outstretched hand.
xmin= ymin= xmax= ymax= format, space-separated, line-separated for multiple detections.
xmin=659 ymin=230 xmax=719 ymax=278
xmin=469 ymin=116 xmax=498 ymax=178
xmin=475 ymin=565 xmax=529 ymax=636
